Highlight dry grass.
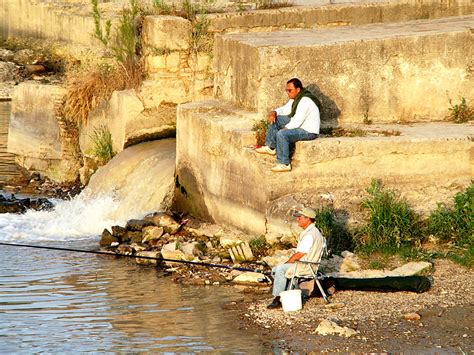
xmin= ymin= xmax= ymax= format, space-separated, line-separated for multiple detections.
xmin=61 ymin=60 xmax=144 ymax=126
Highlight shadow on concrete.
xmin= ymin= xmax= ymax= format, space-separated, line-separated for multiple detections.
xmin=307 ymin=83 xmax=341 ymax=127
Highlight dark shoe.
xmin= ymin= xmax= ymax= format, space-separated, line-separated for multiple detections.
xmin=266 ymin=296 xmax=282 ymax=309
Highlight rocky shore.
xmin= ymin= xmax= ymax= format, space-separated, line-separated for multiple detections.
xmin=95 ymin=212 xmax=473 ymax=353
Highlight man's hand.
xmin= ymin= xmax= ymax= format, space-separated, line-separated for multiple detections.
xmin=267 ymin=110 xmax=277 ymax=124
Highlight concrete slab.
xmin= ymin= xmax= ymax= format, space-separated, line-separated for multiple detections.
xmin=174 ymin=100 xmax=473 ymax=235
xmin=214 ymin=15 xmax=474 ymax=124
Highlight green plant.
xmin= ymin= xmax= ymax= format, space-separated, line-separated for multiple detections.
xmin=447 ymin=97 xmax=474 ymax=123
xmin=447 ymin=244 xmax=473 ymax=268
xmin=357 ymin=179 xmax=422 ymax=250
xmin=252 ymin=119 xmax=268 ymax=147
xmin=313 ymin=206 xmax=354 ymax=255
xmin=91 ymin=0 xmax=112 ymax=46
xmin=191 ymin=11 xmax=212 ymax=54
xmin=368 ymin=260 xmax=385 ymax=270
xmin=256 ymin=0 xmax=293 ymax=9
xmin=88 ymin=125 xmax=115 ymax=164
xmin=427 ymin=183 xmax=473 ymax=245
xmin=249 ymin=235 xmax=269 ymax=256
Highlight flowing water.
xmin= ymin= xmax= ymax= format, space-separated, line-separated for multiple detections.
xmin=0 ymin=103 xmax=274 ymax=353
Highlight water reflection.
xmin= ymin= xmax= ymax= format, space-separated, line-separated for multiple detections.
xmin=0 ymin=242 xmax=269 ymax=353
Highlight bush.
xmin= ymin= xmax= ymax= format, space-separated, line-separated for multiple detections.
xmin=357 ymin=179 xmax=422 ymax=250
xmin=249 ymin=235 xmax=269 ymax=256
xmin=427 ymin=182 xmax=473 ymax=245
xmin=447 ymin=97 xmax=474 ymax=123
xmin=313 ymin=206 xmax=354 ymax=255
xmin=252 ymin=119 xmax=268 ymax=147
xmin=88 ymin=125 xmax=115 ymax=164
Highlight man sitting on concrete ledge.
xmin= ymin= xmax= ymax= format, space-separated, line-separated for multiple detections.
xmin=256 ymin=78 xmax=321 ymax=172
xmin=267 ymin=207 xmax=325 ymax=309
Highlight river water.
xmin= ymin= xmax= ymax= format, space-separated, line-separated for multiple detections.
xmin=0 ymin=102 xmax=274 ymax=353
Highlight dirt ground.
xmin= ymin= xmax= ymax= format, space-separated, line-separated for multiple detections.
xmin=231 ymin=259 xmax=473 ymax=353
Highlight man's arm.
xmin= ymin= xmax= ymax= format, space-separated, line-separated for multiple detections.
xmin=286 ymin=252 xmax=306 ymax=263
xmin=285 ymin=97 xmax=316 ymax=129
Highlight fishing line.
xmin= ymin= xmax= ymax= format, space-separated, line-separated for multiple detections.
xmin=0 ymin=241 xmax=271 ymax=276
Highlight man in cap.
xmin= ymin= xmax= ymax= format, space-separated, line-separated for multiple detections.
xmin=267 ymin=207 xmax=325 ymax=309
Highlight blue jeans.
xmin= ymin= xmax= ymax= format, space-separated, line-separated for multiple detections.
xmin=265 ymin=115 xmax=318 ymax=165
xmin=271 ymin=263 xmax=292 ymax=297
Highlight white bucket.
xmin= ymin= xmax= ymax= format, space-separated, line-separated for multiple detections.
xmin=279 ymin=289 xmax=302 ymax=312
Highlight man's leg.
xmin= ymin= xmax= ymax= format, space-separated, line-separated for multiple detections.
xmin=271 ymin=263 xmax=292 ymax=297
xmin=265 ymin=115 xmax=291 ymax=149
xmin=276 ymin=128 xmax=318 ymax=165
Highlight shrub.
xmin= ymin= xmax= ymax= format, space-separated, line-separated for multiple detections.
xmin=427 ymin=183 xmax=473 ymax=245
xmin=447 ymin=97 xmax=474 ymax=123
xmin=252 ymin=119 xmax=268 ymax=147
xmin=313 ymin=206 xmax=354 ymax=255
xmin=357 ymin=179 xmax=422 ymax=250
xmin=88 ymin=125 xmax=115 ymax=164
xmin=249 ymin=235 xmax=269 ymax=256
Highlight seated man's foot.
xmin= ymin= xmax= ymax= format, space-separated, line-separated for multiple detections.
xmin=271 ymin=163 xmax=291 ymax=172
xmin=255 ymin=146 xmax=276 ymax=155
xmin=266 ymin=296 xmax=282 ymax=309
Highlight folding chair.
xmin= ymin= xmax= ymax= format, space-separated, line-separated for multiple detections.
xmin=287 ymin=236 xmax=330 ymax=303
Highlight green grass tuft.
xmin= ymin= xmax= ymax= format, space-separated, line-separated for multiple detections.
xmin=313 ymin=206 xmax=354 ymax=255
xmin=88 ymin=125 xmax=115 ymax=164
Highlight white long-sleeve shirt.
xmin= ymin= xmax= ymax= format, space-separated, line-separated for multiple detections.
xmin=274 ymin=97 xmax=320 ymax=134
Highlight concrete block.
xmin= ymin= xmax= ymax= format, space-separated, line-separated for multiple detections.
xmin=142 ymin=16 xmax=191 ymax=51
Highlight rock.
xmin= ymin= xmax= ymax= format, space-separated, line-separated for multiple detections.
xmin=25 ymin=64 xmax=46 ymax=74
xmin=0 ymin=200 xmax=26 ymax=213
xmin=280 ymin=234 xmax=297 ymax=247
xmin=265 ymin=232 xmax=281 ymax=245
xmin=0 ymin=62 xmax=19 ymax=82
xmin=125 ymin=231 xmax=143 ymax=244
xmin=315 ymin=319 xmax=358 ymax=338
xmin=111 ymin=225 xmax=127 ymax=240
xmin=181 ymin=241 xmax=202 ymax=258
xmin=160 ymin=249 xmax=186 ymax=265
xmin=229 ymin=241 xmax=254 ymax=263
xmin=324 ymin=302 xmax=345 ymax=310
xmin=341 ymin=251 xmax=355 ymax=258
xmin=186 ymin=223 xmax=223 ymax=238
xmin=340 ymin=254 xmax=361 ymax=273
xmin=136 ymin=250 xmax=161 ymax=265
xmin=13 ymin=49 xmax=35 ymax=65
xmin=320 ymin=255 xmax=344 ymax=273
xmin=391 ymin=262 xmax=432 ymax=276
xmin=0 ymin=49 xmax=14 ymax=61
xmin=28 ymin=198 xmax=54 ymax=211
xmin=100 ymin=229 xmax=118 ymax=247
xmin=403 ymin=312 xmax=422 ymax=321
xmin=116 ymin=244 xmax=134 ymax=255
xmin=130 ymin=243 xmax=147 ymax=252
xmin=125 ymin=219 xmax=154 ymax=231
xmin=162 ymin=241 xmax=177 ymax=252
xmin=232 ymin=272 xmax=268 ymax=285
xmin=144 ymin=212 xmax=181 ymax=233
xmin=142 ymin=226 xmax=164 ymax=243
xmin=262 ymin=253 xmax=291 ymax=268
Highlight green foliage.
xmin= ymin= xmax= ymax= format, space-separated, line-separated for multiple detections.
xmin=313 ymin=206 xmax=354 ymax=255
xmin=152 ymin=0 xmax=172 ymax=14
xmin=191 ymin=12 xmax=212 ymax=54
xmin=112 ymin=0 xmax=140 ymax=64
xmin=427 ymin=183 xmax=474 ymax=245
xmin=252 ymin=119 xmax=268 ymax=147
xmin=357 ymin=179 xmax=422 ymax=250
xmin=368 ymin=260 xmax=385 ymax=270
xmin=447 ymin=97 xmax=474 ymax=123
xmin=88 ymin=125 xmax=115 ymax=164
xmin=91 ymin=0 xmax=112 ymax=46
xmin=249 ymin=235 xmax=269 ymax=256
xmin=447 ymin=244 xmax=474 ymax=268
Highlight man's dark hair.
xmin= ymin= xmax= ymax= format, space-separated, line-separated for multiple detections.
xmin=287 ymin=78 xmax=303 ymax=89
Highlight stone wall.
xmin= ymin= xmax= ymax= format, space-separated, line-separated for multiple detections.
xmin=214 ymin=16 xmax=474 ymax=124
xmin=174 ymin=100 xmax=473 ymax=236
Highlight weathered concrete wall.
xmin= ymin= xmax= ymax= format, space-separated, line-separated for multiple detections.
xmin=0 ymin=0 xmax=102 ymax=46
xmin=81 ymin=89 xmax=176 ymax=156
xmin=214 ymin=16 xmax=474 ymax=124
xmin=7 ymin=83 xmax=64 ymax=180
xmin=175 ymin=100 xmax=473 ymax=236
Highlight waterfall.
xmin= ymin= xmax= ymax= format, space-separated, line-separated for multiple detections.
xmin=0 ymin=139 xmax=176 ymax=241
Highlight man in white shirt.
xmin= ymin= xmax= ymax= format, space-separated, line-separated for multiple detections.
xmin=256 ymin=78 xmax=321 ymax=172
xmin=267 ymin=207 xmax=325 ymax=309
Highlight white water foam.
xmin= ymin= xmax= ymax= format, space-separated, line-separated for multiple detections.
xmin=0 ymin=193 xmax=134 ymax=242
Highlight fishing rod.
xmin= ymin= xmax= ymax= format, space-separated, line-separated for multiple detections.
xmin=0 ymin=241 xmax=272 ymax=276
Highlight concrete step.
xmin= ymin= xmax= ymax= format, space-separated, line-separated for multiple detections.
xmin=174 ymin=99 xmax=473 ymax=235
xmin=214 ymin=15 xmax=474 ymax=124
